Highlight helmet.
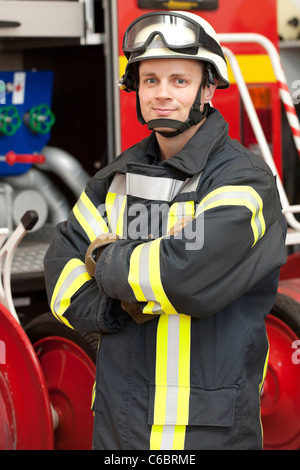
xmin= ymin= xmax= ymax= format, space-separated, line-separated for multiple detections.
xmin=121 ymin=10 xmax=229 ymax=90
xmin=119 ymin=11 xmax=229 ymax=137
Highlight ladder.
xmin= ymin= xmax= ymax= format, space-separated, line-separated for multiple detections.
xmin=218 ymin=32 xmax=300 ymax=246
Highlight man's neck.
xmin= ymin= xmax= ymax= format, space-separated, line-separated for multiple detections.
xmin=156 ymin=118 xmax=206 ymax=160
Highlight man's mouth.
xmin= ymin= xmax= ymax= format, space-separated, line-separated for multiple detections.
xmin=153 ymin=107 xmax=177 ymax=116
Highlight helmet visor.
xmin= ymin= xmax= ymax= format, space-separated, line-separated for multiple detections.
xmin=123 ymin=12 xmax=201 ymax=58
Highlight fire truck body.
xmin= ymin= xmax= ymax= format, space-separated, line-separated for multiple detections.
xmin=0 ymin=0 xmax=299 ymax=450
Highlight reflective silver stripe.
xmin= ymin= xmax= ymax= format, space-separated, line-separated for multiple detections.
xmin=164 ymin=315 xmax=180 ymax=426
xmin=76 ymin=197 xmax=105 ymax=239
xmin=53 ymin=262 xmax=88 ymax=315
xmin=108 ymin=173 xmax=126 ymax=193
xmin=73 ymin=191 xmax=109 ymax=242
xmin=106 ymin=171 xmax=201 ymax=237
xmin=50 ymin=259 xmax=92 ymax=329
xmin=179 ymin=172 xmax=202 ymax=194
xmin=161 ymin=425 xmax=176 ymax=450
xmin=126 ymin=173 xmax=187 ymax=201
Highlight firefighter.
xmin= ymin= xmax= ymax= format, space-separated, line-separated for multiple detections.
xmin=44 ymin=11 xmax=287 ymax=450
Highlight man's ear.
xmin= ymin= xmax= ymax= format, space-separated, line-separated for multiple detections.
xmin=204 ymin=78 xmax=218 ymax=103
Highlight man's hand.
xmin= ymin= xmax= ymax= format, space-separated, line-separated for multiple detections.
xmin=121 ymin=301 xmax=159 ymax=324
xmin=85 ymin=233 xmax=119 ymax=277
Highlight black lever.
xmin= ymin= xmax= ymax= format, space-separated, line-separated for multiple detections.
xmin=0 ymin=21 xmax=21 ymax=28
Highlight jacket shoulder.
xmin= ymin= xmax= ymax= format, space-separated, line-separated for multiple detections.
xmin=93 ymin=134 xmax=154 ymax=181
xmin=225 ymin=137 xmax=274 ymax=177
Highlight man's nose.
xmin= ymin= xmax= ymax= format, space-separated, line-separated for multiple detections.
xmin=155 ymin=80 xmax=172 ymax=99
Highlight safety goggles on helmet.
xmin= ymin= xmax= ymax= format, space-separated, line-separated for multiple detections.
xmin=123 ymin=11 xmax=226 ymax=63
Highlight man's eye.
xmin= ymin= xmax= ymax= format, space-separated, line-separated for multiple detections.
xmin=146 ymin=78 xmax=157 ymax=84
xmin=176 ymin=78 xmax=186 ymax=85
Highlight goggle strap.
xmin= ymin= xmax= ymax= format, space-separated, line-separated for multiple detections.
xmin=124 ymin=23 xmax=226 ymax=63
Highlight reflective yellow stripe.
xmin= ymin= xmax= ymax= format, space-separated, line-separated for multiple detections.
xmin=50 ymin=258 xmax=92 ymax=328
xmin=57 ymin=271 xmax=89 ymax=315
xmin=73 ymin=204 xmax=94 ymax=242
xmin=149 ymin=239 xmax=178 ymax=315
xmin=129 ymin=238 xmax=179 ymax=315
xmin=166 ymin=201 xmax=195 ymax=234
xmin=73 ymin=191 xmax=109 ymax=242
xmin=196 ymin=185 xmax=265 ymax=247
xmin=167 ymin=202 xmax=179 ymax=234
xmin=150 ymin=425 xmax=164 ymax=450
xmin=177 ymin=315 xmax=191 ymax=425
xmin=105 ymin=191 xmax=116 ymax=232
xmin=172 ymin=425 xmax=187 ymax=450
xmin=259 ymin=336 xmax=270 ymax=444
xmin=259 ymin=345 xmax=269 ymax=394
xmin=128 ymin=243 xmax=146 ymax=302
xmin=91 ymin=381 xmax=96 ymax=413
xmin=105 ymin=191 xmax=127 ymax=237
xmin=116 ymin=195 xmax=127 ymax=237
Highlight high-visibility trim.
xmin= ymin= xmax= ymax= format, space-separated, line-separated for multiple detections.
xmin=91 ymin=381 xmax=96 ymax=413
xmin=259 ymin=345 xmax=269 ymax=394
xmin=166 ymin=201 xmax=195 ymax=233
xmin=196 ymin=185 xmax=266 ymax=246
xmin=73 ymin=191 xmax=109 ymax=242
xmin=105 ymin=174 xmax=127 ymax=237
xmin=177 ymin=314 xmax=191 ymax=424
xmin=126 ymin=172 xmax=187 ymax=202
xmin=154 ymin=314 xmax=169 ymax=425
xmin=106 ymin=192 xmax=127 ymax=237
xmin=128 ymin=200 xmax=195 ymax=315
xmin=116 ymin=195 xmax=127 ymax=237
xmin=259 ymin=336 xmax=270 ymax=445
xmin=105 ymin=191 xmax=117 ymax=231
xmin=128 ymin=238 xmax=178 ymax=315
xmin=128 ymin=243 xmax=147 ymax=302
xmin=150 ymin=314 xmax=191 ymax=450
xmin=149 ymin=425 xmax=164 ymax=450
xmin=50 ymin=258 xmax=92 ymax=328
xmin=167 ymin=203 xmax=180 ymax=234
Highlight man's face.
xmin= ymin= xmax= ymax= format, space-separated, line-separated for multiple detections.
xmin=138 ymin=58 xmax=203 ymax=132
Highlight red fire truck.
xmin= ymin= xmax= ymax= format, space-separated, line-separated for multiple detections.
xmin=0 ymin=0 xmax=299 ymax=450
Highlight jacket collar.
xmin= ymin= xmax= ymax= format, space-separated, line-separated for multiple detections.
xmin=160 ymin=107 xmax=229 ymax=176
xmin=97 ymin=108 xmax=228 ymax=180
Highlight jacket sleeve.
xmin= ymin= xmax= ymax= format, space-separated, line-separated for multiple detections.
xmin=96 ymin=167 xmax=287 ymax=320
xmin=44 ymin=175 xmax=128 ymax=333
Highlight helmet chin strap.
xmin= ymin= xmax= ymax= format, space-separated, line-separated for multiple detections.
xmin=138 ymin=68 xmax=214 ymax=138
xmin=147 ymin=103 xmax=209 ymax=138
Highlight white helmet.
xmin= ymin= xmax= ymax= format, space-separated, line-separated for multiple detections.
xmin=119 ymin=11 xmax=229 ymax=137
xmin=121 ymin=10 xmax=229 ymax=90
